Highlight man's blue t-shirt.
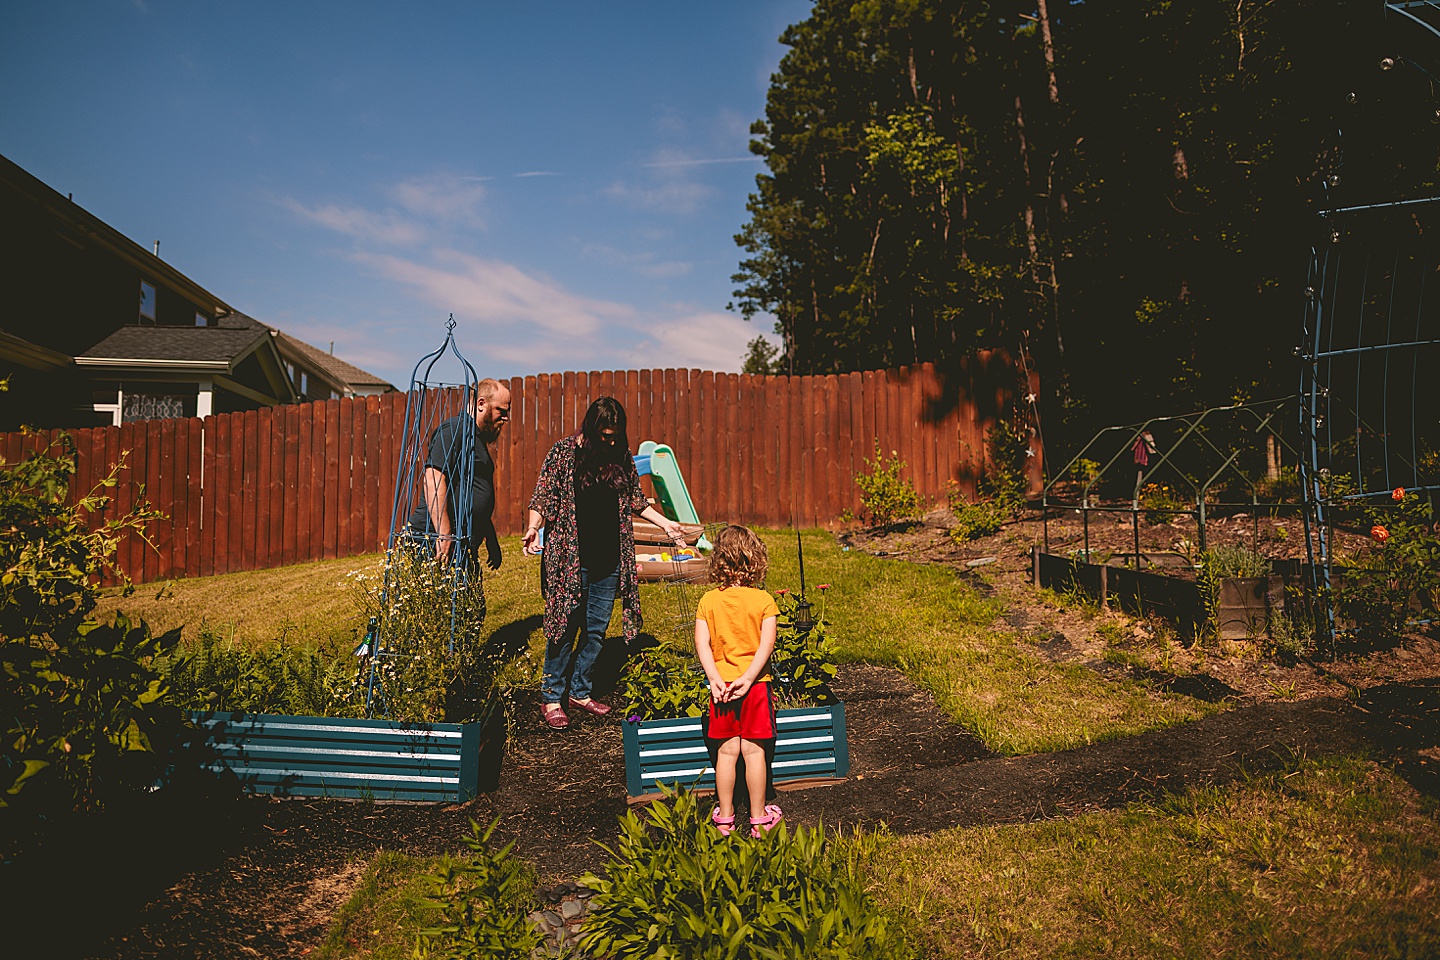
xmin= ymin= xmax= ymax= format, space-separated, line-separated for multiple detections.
xmin=406 ymin=414 xmax=495 ymax=555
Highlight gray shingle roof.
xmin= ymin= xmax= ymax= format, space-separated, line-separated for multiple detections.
xmin=271 ymin=329 xmax=393 ymax=389
xmin=76 ymin=313 xmax=269 ymax=368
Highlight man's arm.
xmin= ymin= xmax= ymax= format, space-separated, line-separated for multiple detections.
xmin=638 ymin=504 xmax=688 ymax=547
xmin=422 ymin=466 xmax=453 ymax=563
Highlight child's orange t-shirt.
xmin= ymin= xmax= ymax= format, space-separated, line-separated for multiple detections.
xmin=696 ymin=586 xmax=778 ymax=683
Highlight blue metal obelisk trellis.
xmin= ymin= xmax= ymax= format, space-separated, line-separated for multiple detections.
xmin=362 ymin=316 xmax=481 ymax=718
xmin=1298 ymin=4 xmax=1440 ymax=653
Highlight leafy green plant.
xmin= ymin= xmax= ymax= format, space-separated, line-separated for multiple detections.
xmin=1329 ymin=479 xmax=1440 ymax=642
xmin=1 ymin=436 xmax=185 ymax=822
xmin=769 ymin=589 xmax=838 ymax=707
xmin=1138 ymin=482 xmax=1190 ymax=523
xmin=947 ymin=495 xmax=1009 ymax=542
xmin=853 ymin=442 xmax=921 ymax=527
xmin=578 ymin=786 xmax=904 ymax=960
xmin=353 ymin=548 xmax=508 ymax=724
xmin=159 ymin=628 xmax=361 ymax=718
xmin=619 ymin=645 xmax=710 ymax=721
xmin=948 ymin=420 xmax=1029 ymax=542
xmin=1201 ymin=544 xmax=1272 ymax=579
xmin=412 ymin=818 xmax=541 ymax=960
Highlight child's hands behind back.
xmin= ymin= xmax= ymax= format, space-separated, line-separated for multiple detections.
xmin=726 ymin=676 xmax=754 ymax=702
xmin=709 ymin=678 xmax=730 ymax=703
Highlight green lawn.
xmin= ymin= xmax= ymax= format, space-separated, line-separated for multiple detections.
xmin=839 ymin=756 xmax=1440 ymax=958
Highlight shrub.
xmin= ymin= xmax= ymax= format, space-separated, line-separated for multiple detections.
xmin=159 ymin=628 xmax=360 ymax=718
xmin=352 ymin=548 xmax=507 ymax=724
xmin=769 ymin=589 xmax=837 ymax=707
xmin=578 ymin=787 xmax=904 ymax=960
xmin=619 ymin=645 xmax=710 ymax=721
xmin=1 ymin=436 xmax=184 ymax=823
xmin=1138 ymin=482 xmax=1190 ymax=523
xmin=413 ymin=818 xmax=541 ymax=960
xmin=1201 ymin=544 xmax=1273 ymax=579
xmin=853 ymin=442 xmax=921 ymax=527
xmin=947 ymin=419 xmax=1030 ymax=542
xmin=947 ymin=493 xmax=1010 ymax=542
xmin=1331 ymin=482 xmax=1440 ymax=642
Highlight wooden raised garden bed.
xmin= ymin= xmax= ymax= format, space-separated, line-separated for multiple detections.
xmin=190 ymin=711 xmax=492 ymax=802
xmin=621 ymin=703 xmax=849 ymax=803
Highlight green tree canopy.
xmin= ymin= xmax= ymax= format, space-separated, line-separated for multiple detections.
xmin=734 ymin=0 xmax=1440 ymax=444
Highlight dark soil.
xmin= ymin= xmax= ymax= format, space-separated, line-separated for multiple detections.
xmin=9 ymin=517 xmax=1440 ymax=959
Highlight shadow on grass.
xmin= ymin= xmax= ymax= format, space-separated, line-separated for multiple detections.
xmin=487 ymin=614 xmax=544 ymax=660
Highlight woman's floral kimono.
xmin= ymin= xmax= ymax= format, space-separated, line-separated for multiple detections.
xmin=528 ymin=436 xmax=649 ymax=645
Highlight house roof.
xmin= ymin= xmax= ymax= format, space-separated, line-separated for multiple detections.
xmin=75 ymin=313 xmax=271 ymax=371
xmin=271 ymin=329 xmax=394 ymax=390
xmin=1 ymin=153 xmax=233 ymax=319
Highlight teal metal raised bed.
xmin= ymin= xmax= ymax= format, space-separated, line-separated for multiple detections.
xmin=622 ymin=703 xmax=849 ymax=802
xmin=190 ymin=711 xmax=488 ymax=802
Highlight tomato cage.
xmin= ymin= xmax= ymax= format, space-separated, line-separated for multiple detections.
xmin=360 ymin=315 xmax=482 ymax=718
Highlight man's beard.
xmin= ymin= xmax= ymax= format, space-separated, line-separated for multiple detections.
xmin=476 ymin=411 xmax=503 ymax=443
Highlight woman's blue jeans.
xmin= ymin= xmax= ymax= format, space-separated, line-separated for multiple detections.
xmin=541 ymin=564 xmax=618 ymax=704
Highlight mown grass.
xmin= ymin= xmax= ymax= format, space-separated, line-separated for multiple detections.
xmin=836 ymin=756 xmax=1440 ymax=958
xmin=758 ymin=529 xmax=1213 ymax=755
xmin=312 ymin=851 xmax=447 ymax=960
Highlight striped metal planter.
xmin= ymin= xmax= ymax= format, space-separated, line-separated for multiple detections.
xmin=190 ymin=711 xmax=489 ymax=802
xmin=622 ymin=703 xmax=849 ymax=802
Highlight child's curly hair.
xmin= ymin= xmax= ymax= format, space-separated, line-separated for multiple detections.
xmin=707 ymin=524 xmax=768 ymax=588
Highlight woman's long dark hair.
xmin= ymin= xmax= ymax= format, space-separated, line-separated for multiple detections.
xmin=576 ymin=396 xmax=630 ymax=490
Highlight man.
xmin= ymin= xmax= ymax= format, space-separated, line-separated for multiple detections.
xmin=406 ymin=378 xmax=511 ymax=569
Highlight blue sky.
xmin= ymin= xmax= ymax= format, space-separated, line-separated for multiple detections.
xmin=0 ymin=1 xmax=808 ymax=387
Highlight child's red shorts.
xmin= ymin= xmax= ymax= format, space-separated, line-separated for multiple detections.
xmin=703 ymin=681 xmax=776 ymax=740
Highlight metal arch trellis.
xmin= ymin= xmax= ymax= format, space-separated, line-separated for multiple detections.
xmin=361 ymin=315 xmax=481 ymax=718
xmin=1042 ymin=397 xmax=1304 ymax=571
xmin=1296 ymin=3 xmax=1440 ymax=654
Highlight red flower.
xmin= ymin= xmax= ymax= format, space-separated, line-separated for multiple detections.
xmin=776 ymin=588 xmax=790 ymax=596
xmin=1371 ymin=524 xmax=1389 ymax=543
xmin=817 ymin=583 xmax=831 ymax=591
xmin=1393 ymin=487 xmax=1406 ymax=501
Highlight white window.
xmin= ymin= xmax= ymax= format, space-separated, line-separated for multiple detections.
xmin=139 ymin=281 xmax=156 ymax=322
xmin=300 ymin=371 xmax=308 ymax=395
xmin=195 ymin=312 xmax=207 ymax=327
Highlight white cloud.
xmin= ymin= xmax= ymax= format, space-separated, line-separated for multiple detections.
xmin=624 ymin=309 xmax=778 ymax=373
xmin=513 ymin=170 xmax=560 ymax=178
xmin=581 ymin=243 xmax=692 ymax=279
xmin=606 ymin=147 xmax=714 ymax=215
xmin=282 ymin=197 xmax=425 ymax=245
xmin=391 ymin=172 xmax=489 ymax=228
xmin=354 ymin=248 xmax=631 ymax=339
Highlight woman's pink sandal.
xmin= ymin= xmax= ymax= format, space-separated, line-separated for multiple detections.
xmin=749 ymin=804 xmax=783 ymax=838
xmin=711 ymin=808 xmax=736 ymax=837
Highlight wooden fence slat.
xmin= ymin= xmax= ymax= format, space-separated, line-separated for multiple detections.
xmin=156 ymin=419 xmax=177 ymax=581
xmin=254 ymin=407 xmax=273 ymax=571
xmin=363 ymin=395 xmax=381 ymax=550
xmin=349 ymin=396 xmax=367 ymax=554
xmin=323 ymin=400 xmax=340 ymax=560
xmin=267 ymin=406 xmax=286 ymax=569
xmin=336 ymin=399 xmax=353 ymax=557
xmin=185 ymin=418 xmax=202 ymax=578
xmin=212 ymin=415 xmax=232 ymax=575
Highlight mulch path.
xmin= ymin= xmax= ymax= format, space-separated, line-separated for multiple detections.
xmin=10 ymin=658 xmax=1433 ymax=960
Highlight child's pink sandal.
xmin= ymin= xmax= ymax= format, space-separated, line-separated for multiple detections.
xmin=749 ymin=804 xmax=783 ymax=838
xmin=711 ymin=807 xmax=736 ymax=837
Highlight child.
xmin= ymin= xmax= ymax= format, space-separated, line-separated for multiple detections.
xmin=694 ymin=525 xmax=783 ymax=838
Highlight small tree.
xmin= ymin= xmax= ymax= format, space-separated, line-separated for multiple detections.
xmin=1 ymin=435 xmax=182 ymax=829
xmin=853 ymin=442 xmax=921 ymax=527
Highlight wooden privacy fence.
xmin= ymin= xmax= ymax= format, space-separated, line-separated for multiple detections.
xmin=1 ymin=355 xmax=1038 ymax=586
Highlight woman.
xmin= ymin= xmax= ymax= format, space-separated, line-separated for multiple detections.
xmin=522 ymin=397 xmax=687 ymax=729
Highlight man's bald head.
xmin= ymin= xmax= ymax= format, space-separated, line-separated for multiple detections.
xmin=472 ymin=378 xmax=511 ymax=442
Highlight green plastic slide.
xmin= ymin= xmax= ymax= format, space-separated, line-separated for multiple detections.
xmin=637 ymin=440 xmax=712 ymax=550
